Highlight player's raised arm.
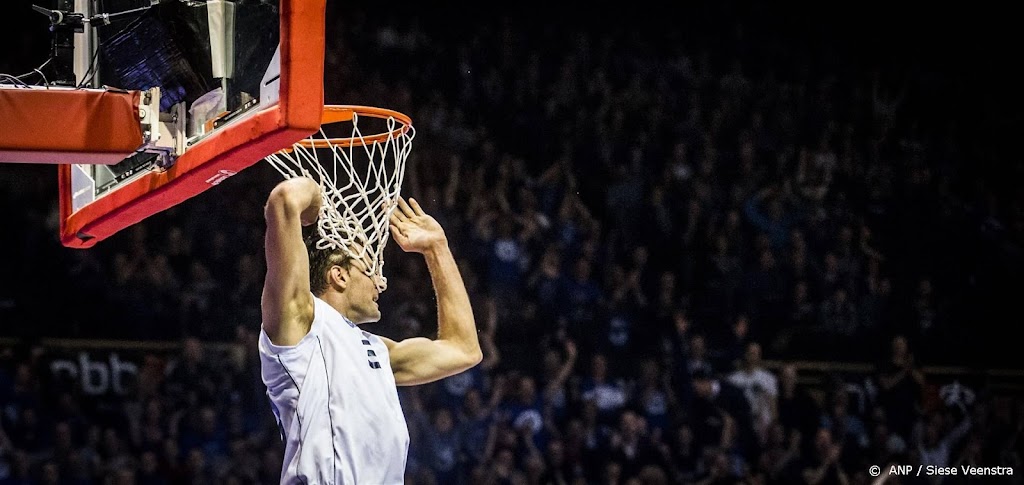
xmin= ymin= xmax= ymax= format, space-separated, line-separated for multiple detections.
xmin=262 ymin=177 xmax=321 ymax=346
xmin=383 ymin=197 xmax=482 ymax=386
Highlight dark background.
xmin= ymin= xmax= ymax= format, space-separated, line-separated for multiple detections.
xmin=2 ymin=1 xmax=1023 ymax=484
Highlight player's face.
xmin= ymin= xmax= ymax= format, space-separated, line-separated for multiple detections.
xmin=346 ymin=258 xmax=381 ymax=324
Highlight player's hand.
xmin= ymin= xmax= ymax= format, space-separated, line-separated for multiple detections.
xmin=389 ymin=197 xmax=447 ymax=253
xmin=300 ymin=193 xmax=324 ymax=226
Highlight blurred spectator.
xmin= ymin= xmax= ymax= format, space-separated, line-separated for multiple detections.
xmin=876 ymin=336 xmax=925 ymax=441
xmin=799 ymin=428 xmax=849 ymax=485
xmin=727 ymin=343 xmax=778 ymax=442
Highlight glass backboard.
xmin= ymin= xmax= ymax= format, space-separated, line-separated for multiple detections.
xmin=56 ymin=0 xmax=325 ymax=247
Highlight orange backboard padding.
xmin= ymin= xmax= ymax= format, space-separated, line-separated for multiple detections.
xmin=0 ymin=87 xmax=143 ymax=164
xmin=58 ymin=0 xmax=326 ymax=248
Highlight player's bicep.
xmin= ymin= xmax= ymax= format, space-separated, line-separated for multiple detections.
xmin=381 ymin=337 xmax=479 ymax=386
xmin=262 ymin=187 xmax=314 ymax=346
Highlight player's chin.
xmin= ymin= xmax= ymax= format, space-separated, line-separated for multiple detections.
xmin=363 ymin=306 xmax=382 ymax=323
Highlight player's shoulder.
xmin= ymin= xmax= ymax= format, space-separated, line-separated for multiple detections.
xmin=310 ymin=295 xmax=360 ymax=328
xmin=357 ymin=329 xmax=392 ymax=347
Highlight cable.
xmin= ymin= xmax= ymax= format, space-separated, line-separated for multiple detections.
xmin=0 ymin=74 xmax=32 ymax=88
xmin=4 ymin=58 xmax=52 ymax=87
xmin=77 ymin=45 xmax=102 ymax=88
xmin=14 ymin=58 xmax=51 ymax=82
xmin=77 ymin=4 xmax=154 ymax=88
xmin=33 ymin=67 xmax=49 ymax=87
xmin=86 ymin=5 xmax=153 ymax=26
xmin=8 ymin=3 xmax=152 ymax=89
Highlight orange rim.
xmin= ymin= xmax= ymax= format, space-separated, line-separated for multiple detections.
xmin=296 ymin=105 xmax=413 ymax=149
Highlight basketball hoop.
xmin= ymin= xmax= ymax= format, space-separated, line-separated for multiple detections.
xmin=265 ymin=105 xmax=415 ymax=293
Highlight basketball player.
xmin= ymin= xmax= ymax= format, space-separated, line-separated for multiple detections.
xmin=258 ymin=177 xmax=482 ymax=484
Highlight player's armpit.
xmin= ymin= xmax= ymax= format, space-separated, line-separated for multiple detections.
xmin=380 ymin=336 xmax=483 ymax=386
xmin=261 ymin=178 xmax=320 ymax=346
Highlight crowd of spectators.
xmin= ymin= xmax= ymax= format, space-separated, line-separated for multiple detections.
xmin=2 ymin=3 xmax=1023 ymax=484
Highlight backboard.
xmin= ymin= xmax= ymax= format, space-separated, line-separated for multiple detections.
xmin=49 ymin=0 xmax=325 ymax=247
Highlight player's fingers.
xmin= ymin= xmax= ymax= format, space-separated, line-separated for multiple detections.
xmin=390 ymin=210 xmax=406 ymax=225
xmin=389 ymin=223 xmax=406 ymax=241
xmin=409 ymin=198 xmax=425 ymax=216
xmin=397 ymin=197 xmax=415 ymax=219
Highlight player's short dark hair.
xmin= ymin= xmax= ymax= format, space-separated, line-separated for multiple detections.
xmin=304 ymin=229 xmax=351 ymax=296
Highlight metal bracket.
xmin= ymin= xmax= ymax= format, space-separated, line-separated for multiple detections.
xmin=137 ymin=87 xmax=186 ymax=169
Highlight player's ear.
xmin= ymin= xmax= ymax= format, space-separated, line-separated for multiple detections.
xmin=328 ymin=264 xmax=350 ymax=292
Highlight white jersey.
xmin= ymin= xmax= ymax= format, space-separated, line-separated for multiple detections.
xmin=259 ymin=296 xmax=409 ymax=484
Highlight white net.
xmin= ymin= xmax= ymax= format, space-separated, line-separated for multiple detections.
xmin=265 ymin=110 xmax=415 ymax=293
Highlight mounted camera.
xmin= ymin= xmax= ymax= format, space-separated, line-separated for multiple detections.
xmin=31 ymin=0 xmax=154 ymax=86
xmin=32 ymin=1 xmax=84 ymax=86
